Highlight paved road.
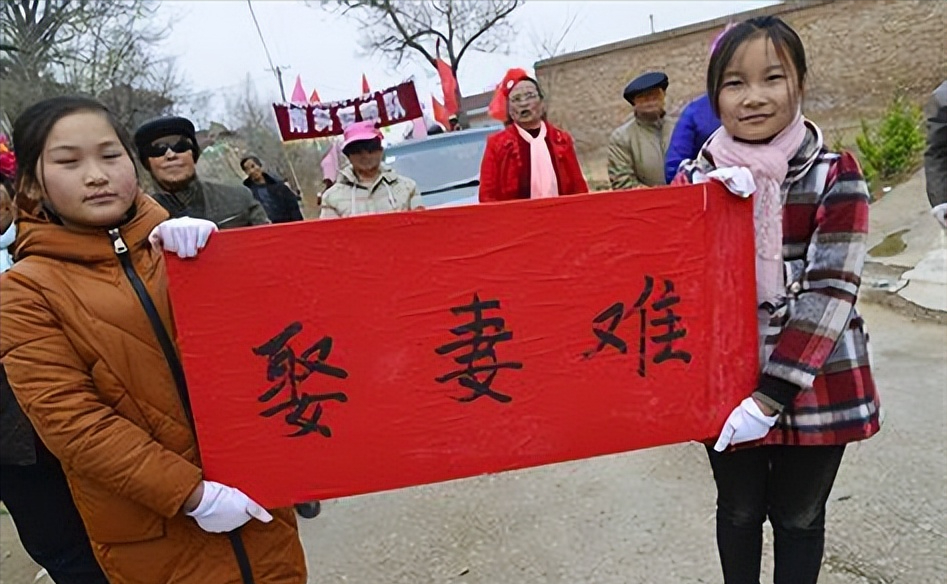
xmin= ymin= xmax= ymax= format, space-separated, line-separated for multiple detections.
xmin=2 ymin=302 xmax=945 ymax=583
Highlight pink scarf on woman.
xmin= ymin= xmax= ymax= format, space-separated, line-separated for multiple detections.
xmin=704 ymin=114 xmax=807 ymax=305
xmin=514 ymin=122 xmax=559 ymax=198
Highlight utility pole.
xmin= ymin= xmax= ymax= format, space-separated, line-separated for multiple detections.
xmin=267 ymin=64 xmax=290 ymax=103
xmin=247 ymin=0 xmax=302 ymax=195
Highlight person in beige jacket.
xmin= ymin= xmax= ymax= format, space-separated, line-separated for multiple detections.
xmin=607 ymin=71 xmax=672 ymax=189
xmin=320 ymin=121 xmax=421 ymax=218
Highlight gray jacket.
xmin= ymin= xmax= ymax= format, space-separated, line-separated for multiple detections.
xmin=150 ymin=178 xmax=271 ymax=229
xmin=925 ymin=80 xmax=947 ymax=207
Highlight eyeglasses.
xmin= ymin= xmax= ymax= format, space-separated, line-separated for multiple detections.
xmin=143 ymin=138 xmax=193 ymax=159
xmin=509 ymin=92 xmax=540 ymax=105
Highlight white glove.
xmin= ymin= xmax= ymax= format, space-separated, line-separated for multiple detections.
xmin=185 ymin=480 xmax=273 ymax=533
xmin=149 ymin=217 xmax=218 ymax=258
xmin=932 ymin=203 xmax=947 ymax=229
xmin=713 ymin=397 xmax=779 ymax=452
xmin=706 ymin=167 xmax=757 ymax=198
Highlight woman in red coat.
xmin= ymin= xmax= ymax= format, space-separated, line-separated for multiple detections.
xmin=478 ymin=68 xmax=589 ymax=202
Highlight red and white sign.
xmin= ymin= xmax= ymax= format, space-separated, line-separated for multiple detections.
xmin=166 ymin=184 xmax=759 ymax=508
xmin=273 ymin=81 xmax=423 ymax=141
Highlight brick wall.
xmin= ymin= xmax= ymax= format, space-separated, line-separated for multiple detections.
xmin=534 ymin=0 xmax=947 ymax=184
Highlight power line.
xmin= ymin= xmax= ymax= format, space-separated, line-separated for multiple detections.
xmin=247 ymin=0 xmax=277 ymax=72
xmin=247 ymin=0 xmax=289 ymax=102
xmin=246 ymin=0 xmax=302 ymax=194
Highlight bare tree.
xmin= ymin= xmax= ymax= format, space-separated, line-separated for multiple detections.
xmin=321 ymin=0 xmax=523 ymax=126
xmin=0 ymin=0 xmax=100 ymax=81
xmin=0 ymin=0 xmax=183 ymax=131
xmin=529 ymin=8 xmax=581 ymax=60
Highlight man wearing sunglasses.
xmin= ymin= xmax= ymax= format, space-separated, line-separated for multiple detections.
xmin=134 ymin=116 xmax=270 ymax=229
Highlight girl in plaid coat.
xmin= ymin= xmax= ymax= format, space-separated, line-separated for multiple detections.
xmin=673 ymin=16 xmax=881 ymax=584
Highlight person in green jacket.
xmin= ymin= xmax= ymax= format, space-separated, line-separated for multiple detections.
xmin=135 ymin=116 xmax=270 ymax=229
xmin=607 ymin=71 xmax=672 ymax=189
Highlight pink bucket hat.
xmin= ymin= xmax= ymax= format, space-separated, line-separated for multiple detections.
xmin=342 ymin=120 xmax=383 ymax=153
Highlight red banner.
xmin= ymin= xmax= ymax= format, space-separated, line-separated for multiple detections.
xmin=272 ymin=81 xmax=423 ymax=142
xmin=166 ymin=184 xmax=759 ymax=508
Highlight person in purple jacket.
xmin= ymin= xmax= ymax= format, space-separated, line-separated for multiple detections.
xmin=663 ymin=24 xmax=737 ymax=183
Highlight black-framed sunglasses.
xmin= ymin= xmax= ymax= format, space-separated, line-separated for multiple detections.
xmin=143 ymin=138 xmax=193 ymax=159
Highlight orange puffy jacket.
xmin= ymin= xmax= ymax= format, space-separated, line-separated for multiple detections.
xmin=0 ymin=194 xmax=307 ymax=583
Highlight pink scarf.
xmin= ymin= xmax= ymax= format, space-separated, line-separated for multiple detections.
xmin=704 ymin=114 xmax=807 ymax=305
xmin=515 ymin=122 xmax=559 ymax=198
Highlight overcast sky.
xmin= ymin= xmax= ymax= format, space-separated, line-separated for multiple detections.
xmin=158 ymin=0 xmax=779 ymax=126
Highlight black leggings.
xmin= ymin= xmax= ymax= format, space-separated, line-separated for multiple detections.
xmin=706 ymin=444 xmax=846 ymax=584
xmin=1 ymin=437 xmax=110 ymax=584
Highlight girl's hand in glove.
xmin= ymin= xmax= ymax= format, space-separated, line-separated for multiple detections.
xmin=185 ymin=480 xmax=273 ymax=533
xmin=713 ymin=397 xmax=779 ymax=452
xmin=149 ymin=217 xmax=217 ymax=258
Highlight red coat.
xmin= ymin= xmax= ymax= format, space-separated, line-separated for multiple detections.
xmin=478 ymin=122 xmax=589 ymax=202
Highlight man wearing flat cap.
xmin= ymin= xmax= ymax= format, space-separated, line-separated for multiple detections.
xmin=135 ymin=116 xmax=270 ymax=229
xmin=607 ymin=71 xmax=671 ymax=189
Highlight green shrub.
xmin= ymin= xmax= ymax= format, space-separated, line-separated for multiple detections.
xmin=855 ymin=94 xmax=926 ymax=189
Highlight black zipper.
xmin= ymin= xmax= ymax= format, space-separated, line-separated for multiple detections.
xmin=107 ymin=228 xmax=196 ymax=436
xmin=107 ymin=228 xmax=256 ymax=584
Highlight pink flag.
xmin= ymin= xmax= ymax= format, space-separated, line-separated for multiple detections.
xmin=412 ymin=117 xmax=428 ymax=139
xmin=290 ymin=75 xmax=307 ymax=104
xmin=321 ymin=141 xmax=341 ymax=183
xmin=309 ymin=89 xmax=322 ymax=104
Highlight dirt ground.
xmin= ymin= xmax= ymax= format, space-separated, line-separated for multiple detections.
xmin=1 ymin=301 xmax=945 ymax=584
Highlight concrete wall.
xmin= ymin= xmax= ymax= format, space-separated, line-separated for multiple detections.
xmin=534 ymin=0 xmax=947 ymax=185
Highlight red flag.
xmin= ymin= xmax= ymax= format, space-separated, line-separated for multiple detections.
xmin=361 ymin=74 xmax=371 ymax=94
xmin=309 ymin=89 xmax=321 ymax=104
xmin=435 ymin=40 xmax=459 ymax=115
xmin=431 ymin=96 xmax=450 ymax=129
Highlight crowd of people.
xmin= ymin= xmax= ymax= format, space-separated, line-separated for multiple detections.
xmin=0 ymin=14 xmax=944 ymax=584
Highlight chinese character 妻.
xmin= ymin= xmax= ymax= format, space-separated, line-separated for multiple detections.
xmin=435 ymin=293 xmax=522 ymax=403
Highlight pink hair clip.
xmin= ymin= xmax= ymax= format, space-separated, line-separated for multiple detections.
xmin=709 ymin=22 xmax=738 ymax=56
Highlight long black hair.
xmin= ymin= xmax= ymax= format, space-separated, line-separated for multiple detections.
xmin=12 ymin=96 xmax=138 ymax=198
xmin=706 ymin=16 xmax=808 ymax=118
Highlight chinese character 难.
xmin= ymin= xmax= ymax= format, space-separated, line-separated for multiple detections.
xmin=584 ymin=276 xmax=692 ymax=377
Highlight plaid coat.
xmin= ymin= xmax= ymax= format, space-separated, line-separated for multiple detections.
xmin=677 ymin=121 xmax=881 ymax=446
